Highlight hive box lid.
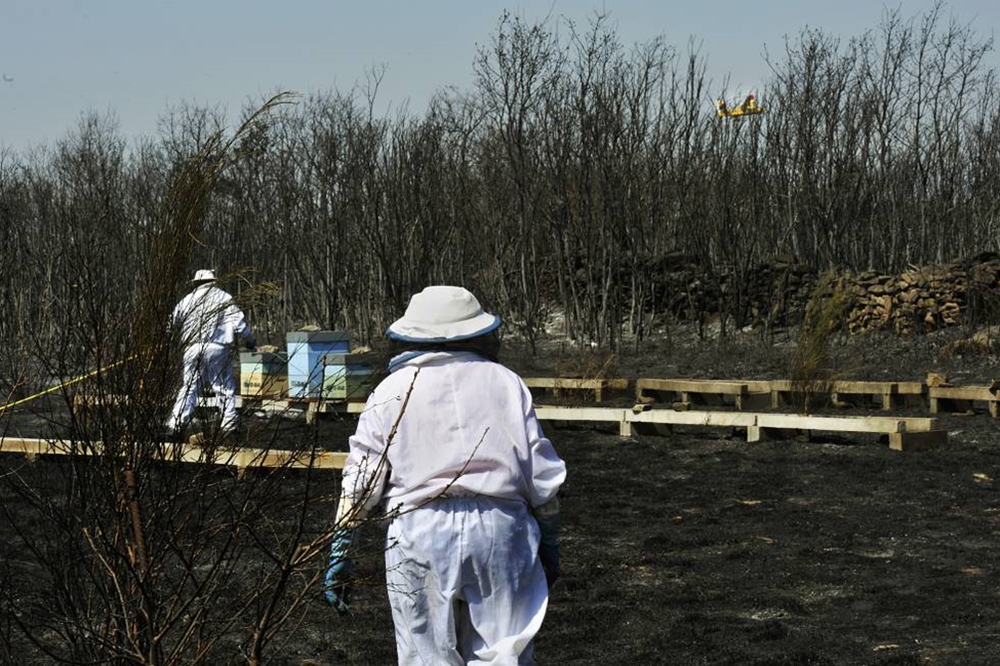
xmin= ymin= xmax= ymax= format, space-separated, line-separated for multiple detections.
xmin=286 ymin=330 xmax=350 ymax=344
xmin=240 ymin=351 xmax=288 ymax=364
xmin=322 ymin=352 xmax=378 ymax=366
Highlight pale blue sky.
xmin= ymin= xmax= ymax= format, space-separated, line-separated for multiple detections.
xmin=1 ymin=1 xmax=997 ymax=154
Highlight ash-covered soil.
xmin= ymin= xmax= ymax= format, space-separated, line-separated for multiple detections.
xmin=4 ymin=327 xmax=1000 ymax=664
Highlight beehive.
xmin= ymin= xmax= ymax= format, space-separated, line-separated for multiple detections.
xmin=286 ymin=331 xmax=350 ymax=398
xmin=322 ymin=353 xmax=377 ymax=401
xmin=239 ymin=351 xmax=288 ymax=398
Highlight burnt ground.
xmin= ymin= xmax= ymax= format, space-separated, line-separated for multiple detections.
xmin=5 ymin=326 xmax=1000 ymax=664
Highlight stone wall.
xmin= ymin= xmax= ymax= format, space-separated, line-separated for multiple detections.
xmin=844 ymin=254 xmax=1000 ymax=334
xmin=646 ymin=252 xmax=1000 ymax=334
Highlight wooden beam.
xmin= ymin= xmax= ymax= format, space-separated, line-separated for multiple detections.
xmin=756 ymin=413 xmax=937 ymax=433
xmin=523 ymin=377 xmax=629 ymax=403
xmin=627 ymin=410 xmax=756 ymax=428
xmin=636 ymin=378 xmax=749 ymax=394
xmin=534 ymin=406 xmax=627 ymax=423
xmin=895 ymin=381 xmax=926 ymax=395
xmin=928 ymin=385 xmax=997 ymax=401
xmin=0 ymin=437 xmax=347 ymax=470
xmin=523 ymin=378 xmax=629 ymax=390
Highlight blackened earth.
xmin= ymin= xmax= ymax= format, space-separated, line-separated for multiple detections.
xmin=5 ymin=327 xmax=1000 ymax=665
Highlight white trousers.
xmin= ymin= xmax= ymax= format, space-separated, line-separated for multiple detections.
xmin=384 ymin=497 xmax=549 ymax=666
xmin=167 ymin=343 xmax=238 ymax=432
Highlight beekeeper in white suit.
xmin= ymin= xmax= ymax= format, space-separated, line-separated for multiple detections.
xmin=325 ymin=285 xmax=566 ymax=666
xmin=166 ymin=269 xmax=256 ymax=435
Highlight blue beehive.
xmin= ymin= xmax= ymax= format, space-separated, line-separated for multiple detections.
xmin=286 ymin=331 xmax=350 ymax=398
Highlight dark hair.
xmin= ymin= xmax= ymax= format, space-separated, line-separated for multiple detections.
xmin=388 ymin=330 xmax=500 ymax=363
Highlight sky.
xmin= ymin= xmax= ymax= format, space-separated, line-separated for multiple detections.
xmin=2 ymin=0 xmax=998 ymax=155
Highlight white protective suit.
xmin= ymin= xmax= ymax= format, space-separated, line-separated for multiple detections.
xmin=166 ymin=283 xmax=253 ymax=433
xmin=341 ymin=350 xmax=566 ymax=666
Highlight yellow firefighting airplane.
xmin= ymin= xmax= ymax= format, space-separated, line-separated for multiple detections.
xmin=716 ymin=93 xmax=764 ymax=118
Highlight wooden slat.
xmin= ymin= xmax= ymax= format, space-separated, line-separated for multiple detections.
xmin=757 ymin=414 xmax=903 ymax=433
xmin=534 ymin=406 xmax=626 ymax=422
xmin=524 ymin=377 xmax=629 ymax=404
xmin=627 ymin=410 xmax=756 ymax=428
xmin=523 ymin=377 xmax=628 ymax=390
xmin=73 ymin=394 xmax=366 ymax=415
xmin=636 ymin=378 xmax=749 ymax=394
xmin=895 ymin=381 xmax=926 ymax=395
xmin=928 ymin=386 xmax=997 ymax=401
xmin=830 ymin=380 xmax=896 ymax=394
xmin=0 ymin=438 xmax=348 ymax=470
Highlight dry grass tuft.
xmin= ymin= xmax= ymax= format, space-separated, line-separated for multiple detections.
xmin=789 ymin=271 xmax=852 ymax=413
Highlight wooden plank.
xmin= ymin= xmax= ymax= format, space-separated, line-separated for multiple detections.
xmin=829 ymin=380 xmax=897 ymax=394
xmin=765 ymin=380 xmax=798 ymax=392
xmin=534 ymin=406 xmax=626 ymax=423
xmin=895 ymin=382 xmax=926 ymax=395
xmin=524 ymin=377 xmax=629 ymax=403
xmin=534 ymin=405 xmax=631 ymax=436
xmin=73 ymin=394 xmax=366 ymax=417
xmin=523 ymin=377 xmax=628 ymax=390
xmin=828 ymin=381 xmax=894 ymax=410
xmin=0 ymin=437 xmax=348 ymax=470
xmin=538 ymin=405 xmax=940 ymax=437
xmin=636 ymin=378 xmax=749 ymax=395
xmin=538 ymin=406 xmax=758 ymax=428
xmin=627 ymin=410 xmax=756 ymax=428
xmin=0 ymin=438 xmax=77 ymax=456
xmin=756 ymin=413 xmax=938 ymax=434
xmin=928 ymin=386 xmax=997 ymax=401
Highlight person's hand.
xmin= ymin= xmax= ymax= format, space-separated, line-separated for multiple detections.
xmin=536 ymin=513 xmax=561 ymax=589
xmin=244 ymin=336 xmax=257 ymax=352
xmin=324 ymin=529 xmax=355 ymax=614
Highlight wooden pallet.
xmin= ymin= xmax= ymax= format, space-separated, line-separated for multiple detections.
xmin=522 ymin=377 xmax=629 ymax=403
xmin=0 ymin=437 xmax=348 ymax=470
xmin=534 ymin=405 xmax=945 ymax=451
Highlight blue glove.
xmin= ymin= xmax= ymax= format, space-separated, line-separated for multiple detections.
xmin=324 ymin=529 xmax=356 ymax=614
xmin=244 ymin=336 xmax=257 ymax=352
xmin=536 ymin=513 xmax=561 ymax=589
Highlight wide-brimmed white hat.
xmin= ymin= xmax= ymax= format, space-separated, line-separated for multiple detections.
xmin=191 ymin=269 xmax=216 ymax=284
xmin=387 ymin=286 xmax=501 ymax=342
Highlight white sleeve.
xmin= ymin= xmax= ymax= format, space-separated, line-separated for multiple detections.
xmin=520 ymin=381 xmax=567 ymax=508
xmin=341 ymin=396 xmax=391 ymax=522
xmin=226 ymin=302 xmax=251 ymax=339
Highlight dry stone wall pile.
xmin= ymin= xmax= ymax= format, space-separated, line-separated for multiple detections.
xmin=646 ymin=252 xmax=1000 ymax=334
xmin=844 ymin=254 xmax=1000 ymax=334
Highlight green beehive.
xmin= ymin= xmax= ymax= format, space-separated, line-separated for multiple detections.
xmin=322 ymin=353 xmax=377 ymax=401
xmin=240 ymin=351 xmax=288 ymax=398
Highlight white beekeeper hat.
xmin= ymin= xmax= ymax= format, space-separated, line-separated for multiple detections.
xmin=191 ymin=269 xmax=216 ymax=284
xmin=387 ymin=286 xmax=501 ymax=342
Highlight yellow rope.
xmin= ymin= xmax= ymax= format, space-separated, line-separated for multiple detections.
xmin=0 ymin=355 xmax=137 ymax=414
